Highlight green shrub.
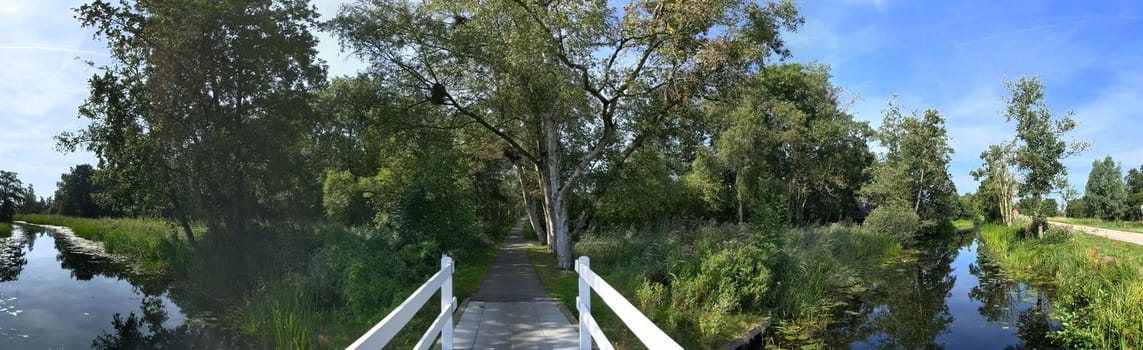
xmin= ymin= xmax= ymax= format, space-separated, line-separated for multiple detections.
xmin=0 ymin=222 xmax=10 ymax=236
xmin=864 ymin=206 xmax=922 ymax=244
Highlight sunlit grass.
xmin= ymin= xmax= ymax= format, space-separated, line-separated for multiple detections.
xmin=14 ymin=214 xmax=187 ymax=272
xmin=1048 ymin=216 xmax=1143 ymax=234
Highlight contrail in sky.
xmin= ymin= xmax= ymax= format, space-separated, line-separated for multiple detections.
xmin=0 ymin=44 xmax=106 ymax=57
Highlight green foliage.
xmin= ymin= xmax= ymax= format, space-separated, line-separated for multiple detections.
xmin=596 ymin=146 xmax=702 ymax=227
xmin=694 ymin=63 xmax=872 ymax=225
xmin=1084 ymin=156 xmax=1129 ymax=220
xmin=978 ymin=223 xmax=1143 ymax=348
xmin=1065 ymin=198 xmax=1088 ymax=218
xmin=329 ymin=0 xmax=805 ymax=268
xmin=52 ymin=164 xmax=113 ymax=217
xmin=1004 ymin=76 xmax=1087 ymax=230
xmin=863 ymin=206 xmax=922 ymax=245
xmin=1127 ymin=166 xmax=1143 ymax=221
xmin=535 ymin=224 xmax=903 ymax=348
xmin=321 ymin=170 xmax=371 ymax=225
xmin=864 ymin=101 xmax=958 ymax=223
xmin=972 ymin=142 xmax=1018 ymax=224
xmin=1041 ymin=198 xmax=1060 ymax=217
xmin=0 ymin=222 xmax=10 ymax=237
xmin=65 ymin=0 xmax=328 ymax=239
xmin=0 ymin=170 xmax=28 ymax=223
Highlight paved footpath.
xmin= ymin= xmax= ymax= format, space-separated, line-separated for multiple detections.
xmin=453 ymin=221 xmax=578 ymax=350
xmin=1049 ymin=221 xmax=1143 ymax=246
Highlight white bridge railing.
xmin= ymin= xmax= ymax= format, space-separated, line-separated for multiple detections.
xmin=347 ymin=255 xmax=456 ymax=350
xmin=575 ymin=256 xmax=683 ymax=350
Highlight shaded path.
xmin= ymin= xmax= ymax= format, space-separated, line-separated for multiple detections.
xmin=453 ymin=221 xmax=578 ymax=349
xmin=1050 ymin=221 xmax=1143 ymax=246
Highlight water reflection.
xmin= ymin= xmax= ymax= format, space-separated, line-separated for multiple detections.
xmin=0 ymin=224 xmax=251 ymax=348
xmin=968 ymin=248 xmax=1059 ymax=349
xmin=827 ymin=231 xmax=1061 ymax=349
xmin=0 ymin=229 xmax=30 ymax=282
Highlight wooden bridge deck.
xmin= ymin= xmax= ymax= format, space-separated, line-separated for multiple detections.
xmin=452 ymin=222 xmax=578 ymax=349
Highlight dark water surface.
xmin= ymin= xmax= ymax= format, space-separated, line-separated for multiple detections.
xmin=827 ymin=231 xmax=1061 ymax=349
xmin=0 ymin=223 xmax=249 ymax=349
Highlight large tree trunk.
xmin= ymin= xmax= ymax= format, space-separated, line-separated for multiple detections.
xmin=538 ymin=116 xmax=574 ymax=270
xmin=515 ymin=166 xmax=546 ymax=244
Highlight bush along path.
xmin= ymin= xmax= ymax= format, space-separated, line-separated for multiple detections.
xmin=453 ymin=221 xmax=579 ymax=349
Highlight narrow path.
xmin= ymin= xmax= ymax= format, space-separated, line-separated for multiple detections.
xmin=1050 ymin=221 xmax=1143 ymax=246
xmin=453 ymin=221 xmax=578 ymax=350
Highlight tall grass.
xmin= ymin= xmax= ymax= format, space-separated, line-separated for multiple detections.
xmin=14 ymin=214 xmax=186 ymax=272
xmin=978 ymin=223 xmax=1143 ymax=348
xmin=0 ymin=222 xmax=11 ymax=236
xmin=529 ymin=224 xmax=905 ymax=348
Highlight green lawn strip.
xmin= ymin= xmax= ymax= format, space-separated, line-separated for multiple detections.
xmin=1048 ymin=216 xmax=1143 ymax=234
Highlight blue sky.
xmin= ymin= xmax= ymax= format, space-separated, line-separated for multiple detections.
xmin=1 ymin=0 xmax=1141 ymax=201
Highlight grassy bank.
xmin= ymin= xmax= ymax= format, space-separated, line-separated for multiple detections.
xmin=233 ymin=223 xmax=509 ymax=349
xmin=15 ymin=214 xmax=186 ymax=272
xmin=0 ymin=222 xmax=10 ymax=236
xmin=978 ymin=223 xmax=1143 ymax=348
xmin=528 ymin=224 xmax=905 ymax=348
xmin=14 ymin=214 xmax=511 ymax=349
xmin=1048 ymin=216 xmax=1143 ymax=234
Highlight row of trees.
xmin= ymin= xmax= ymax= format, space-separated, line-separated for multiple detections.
xmin=1069 ymin=156 xmax=1143 ymax=221
xmin=52 ymin=0 xmax=978 ymax=271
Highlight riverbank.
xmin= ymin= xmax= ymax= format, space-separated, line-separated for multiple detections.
xmin=12 ymin=214 xmax=510 ymax=349
xmin=0 ymin=222 xmax=10 ymax=236
xmin=978 ymin=223 xmax=1143 ymax=348
xmin=527 ymin=224 xmax=907 ymax=348
xmin=15 ymin=214 xmax=185 ymax=273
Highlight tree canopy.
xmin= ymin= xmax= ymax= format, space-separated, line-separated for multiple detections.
xmin=328 ymin=0 xmax=803 ymax=268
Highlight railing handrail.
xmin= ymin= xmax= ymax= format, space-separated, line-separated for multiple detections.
xmin=575 ymin=256 xmax=683 ymax=350
xmin=347 ymin=255 xmax=455 ymax=350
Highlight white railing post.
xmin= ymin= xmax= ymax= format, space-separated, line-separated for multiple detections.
xmin=441 ymin=255 xmax=454 ymax=349
xmin=577 ymin=256 xmax=591 ymax=350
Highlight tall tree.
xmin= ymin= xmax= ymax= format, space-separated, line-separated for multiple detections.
xmin=18 ymin=185 xmax=43 ymax=215
xmin=62 ymin=0 xmax=327 ymax=244
xmin=864 ymin=101 xmax=957 ymax=223
xmin=1003 ymin=76 xmax=1087 ymax=237
xmin=53 ymin=164 xmax=106 ymax=218
xmin=0 ymin=171 xmax=27 ymax=223
xmin=1083 ymin=156 xmax=1128 ymax=221
xmin=708 ymin=63 xmax=871 ymax=225
xmin=972 ymin=142 xmax=1017 ymax=225
xmin=1126 ymin=165 xmax=1143 ymax=221
xmin=329 ymin=0 xmax=803 ymax=268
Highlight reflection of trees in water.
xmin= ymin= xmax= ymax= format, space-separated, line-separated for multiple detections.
xmin=92 ymin=295 xmax=261 ymax=350
xmin=0 ymin=226 xmax=33 ymax=282
xmin=50 ymin=230 xmax=125 ymax=281
xmin=827 ymin=232 xmax=968 ymax=348
xmin=969 ymin=250 xmax=1060 ymax=349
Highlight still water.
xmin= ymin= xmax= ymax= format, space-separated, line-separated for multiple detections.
xmin=0 ymin=223 xmax=250 ymax=349
xmin=828 ymin=231 xmax=1061 ymax=349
